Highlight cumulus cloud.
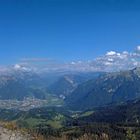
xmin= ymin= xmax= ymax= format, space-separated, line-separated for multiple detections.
xmin=71 ymin=62 xmax=76 ymax=65
xmin=11 ymin=46 xmax=140 ymax=73
xmin=64 ymin=46 xmax=140 ymax=72
xmin=137 ymin=46 xmax=140 ymax=51
xmin=13 ymin=64 xmax=32 ymax=72
xmin=14 ymin=64 xmax=21 ymax=69
xmin=88 ymin=46 xmax=140 ymax=72
xmin=106 ymin=51 xmax=117 ymax=56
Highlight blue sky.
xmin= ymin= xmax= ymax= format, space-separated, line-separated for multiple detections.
xmin=0 ymin=0 xmax=140 ymax=65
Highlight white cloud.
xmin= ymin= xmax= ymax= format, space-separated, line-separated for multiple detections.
xmin=133 ymin=62 xmax=138 ymax=66
xmin=14 ymin=64 xmax=21 ymax=69
xmin=137 ymin=46 xmax=140 ymax=51
xmin=104 ymin=62 xmax=113 ymax=66
xmin=10 ymin=46 xmax=140 ymax=73
xmin=123 ymin=51 xmax=129 ymax=54
xmin=71 ymin=62 xmax=76 ymax=65
xmin=13 ymin=64 xmax=32 ymax=72
xmin=108 ymin=58 xmax=114 ymax=62
xmin=106 ymin=51 xmax=117 ymax=56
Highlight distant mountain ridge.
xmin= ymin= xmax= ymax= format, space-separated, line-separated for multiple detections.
xmin=0 ymin=70 xmax=46 ymax=100
xmin=1 ymin=65 xmax=140 ymax=112
xmin=66 ymin=67 xmax=140 ymax=110
xmin=0 ymin=67 xmax=104 ymax=101
xmin=48 ymin=72 xmax=103 ymax=97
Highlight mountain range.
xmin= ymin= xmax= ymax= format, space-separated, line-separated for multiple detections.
xmin=1 ymin=65 xmax=140 ymax=112
xmin=0 ymin=66 xmax=140 ymax=139
xmin=66 ymin=67 xmax=140 ymax=110
xmin=0 ymin=67 xmax=103 ymax=101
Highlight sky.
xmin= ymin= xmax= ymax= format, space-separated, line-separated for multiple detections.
xmin=0 ymin=0 xmax=140 ymax=65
